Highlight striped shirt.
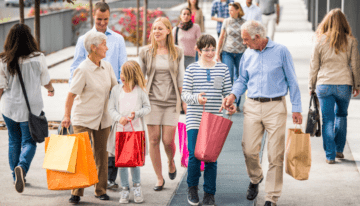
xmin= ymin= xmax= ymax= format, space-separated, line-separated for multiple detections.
xmin=181 ymin=62 xmax=232 ymax=131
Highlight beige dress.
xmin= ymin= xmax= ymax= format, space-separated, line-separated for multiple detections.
xmin=145 ymin=54 xmax=182 ymax=126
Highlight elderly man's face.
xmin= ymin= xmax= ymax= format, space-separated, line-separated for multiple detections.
xmin=94 ymin=9 xmax=110 ymax=33
xmin=241 ymin=30 xmax=259 ymax=50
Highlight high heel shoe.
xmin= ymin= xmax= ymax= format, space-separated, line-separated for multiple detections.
xmin=153 ymin=179 xmax=165 ymax=191
xmin=169 ymin=160 xmax=177 ymax=180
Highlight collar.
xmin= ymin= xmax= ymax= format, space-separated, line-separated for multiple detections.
xmin=86 ymin=56 xmax=104 ymax=71
xmin=247 ymin=4 xmax=255 ymax=9
xmin=91 ymin=26 xmax=112 ymax=35
xmin=264 ymin=37 xmax=276 ymax=48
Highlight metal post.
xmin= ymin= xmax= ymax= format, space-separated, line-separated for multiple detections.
xmin=142 ymin=0 xmax=147 ymax=46
xmin=137 ymin=0 xmax=140 ymax=54
xmin=34 ymin=0 xmax=41 ymax=49
xmin=19 ymin=0 xmax=25 ymax=24
xmin=89 ymin=0 xmax=93 ymax=27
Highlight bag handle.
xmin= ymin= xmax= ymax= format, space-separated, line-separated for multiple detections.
xmin=122 ymin=120 xmax=135 ymax=132
xmin=293 ymin=124 xmax=303 ymax=134
xmin=14 ymin=62 xmax=32 ymax=113
xmin=60 ymin=127 xmax=71 ymax=135
xmin=202 ymin=104 xmax=232 ymax=121
xmin=175 ymin=27 xmax=179 ymax=45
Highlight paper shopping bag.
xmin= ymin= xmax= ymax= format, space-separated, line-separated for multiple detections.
xmin=45 ymin=132 xmax=99 ymax=190
xmin=285 ymin=128 xmax=312 ymax=180
xmin=115 ymin=121 xmax=145 ymax=167
xmin=195 ymin=106 xmax=233 ymax=162
xmin=43 ymin=134 xmax=78 ymax=173
xmin=178 ymin=122 xmax=205 ymax=171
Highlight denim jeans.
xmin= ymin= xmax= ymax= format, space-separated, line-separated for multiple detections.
xmin=222 ymin=51 xmax=243 ymax=107
xmin=3 ymin=115 xmax=37 ymax=181
xmin=119 ymin=167 xmax=140 ymax=188
xmin=316 ymin=85 xmax=352 ymax=160
xmin=187 ymin=129 xmax=217 ymax=195
xmin=108 ymin=156 xmax=118 ymax=182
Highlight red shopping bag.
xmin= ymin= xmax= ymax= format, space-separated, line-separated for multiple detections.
xmin=115 ymin=121 xmax=145 ymax=167
xmin=195 ymin=105 xmax=233 ymax=162
xmin=178 ymin=122 xmax=205 ymax=171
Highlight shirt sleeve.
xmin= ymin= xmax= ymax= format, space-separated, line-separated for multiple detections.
xmin=39 ymin=54 xmax=51 ymax=86
xmin=350 ymin=39 xmax=360 ymax=90
xmin=181 ymin=67 xmax=199 ymax=105
xmin=256 ymin=8 xmax=262 ymax=22
xmin=69 ymin=67 xmax=86 ymax=95
xmin=211 ymin=2 xmax=217 ymax=17
xmin=221 ymin=18 xmax=227 ymax=31
xmin=69 ymin=36 xmax=86 ymax=85
xmin=231 ymin=54 xmax=248 ymax=101
xmin=196 ymin=24 xmax=201 ymax=40
xmin=308 ymin=41 xmax=320 ymax=91
xmin=0 ymin=61 xmax=7 ymax=89
xmin=282 ymin=46 xmax=302 ymax=113
xmin=139 ymin=50 xmax=147 ymax=79
xmin=177 ymin=53 xmax=185 ymax=87
xmin=118 ymin=36 xmax=128 ymax=83
xmin=222 ymin=65 xmax=232 ymax=97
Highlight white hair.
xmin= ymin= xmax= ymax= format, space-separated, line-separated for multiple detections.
xmin=241 ymin=20 xmax=267 ymax=39
xmin=84 ymin=31 xmax=107 ymax=54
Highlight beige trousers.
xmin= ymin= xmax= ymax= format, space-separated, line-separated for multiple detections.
xmin=242 ymin=97 xmax=287 ymax=203
xmin=71 ymin=125 xmax=110 ymax=196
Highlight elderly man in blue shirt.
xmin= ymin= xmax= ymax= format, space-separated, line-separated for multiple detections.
xmin=69 ymin=1 xmax=127 ymax=194
xmin=221 ymin=20 xmax=302 ymax=206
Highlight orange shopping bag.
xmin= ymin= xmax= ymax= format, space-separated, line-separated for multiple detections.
xmin=44 ymin=132 xmax=99 ymax=190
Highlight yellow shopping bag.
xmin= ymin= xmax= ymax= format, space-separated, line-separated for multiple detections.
xmin=43 ymin=134 xmax=78 ymax=173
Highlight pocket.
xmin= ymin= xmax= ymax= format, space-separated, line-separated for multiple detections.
xmin=316 ymin=85 xmax=329 ymax=97
xmin=336 ymin=85 xmax=352 ymax=99
xmin=213 ymin=76 xmax=223 ymax=89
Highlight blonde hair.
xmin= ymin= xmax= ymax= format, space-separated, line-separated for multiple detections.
xmin=149 ymin=17 xmax=178 ymax=61
xmin=121 ymin=60 xmax=146 ymax=91
xmin=316 ymin=8 xmax=353 ymax=54
xmin=229 ymin=2 xmax=245 ymax=18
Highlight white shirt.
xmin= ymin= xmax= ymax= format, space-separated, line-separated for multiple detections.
xmin=242 ymin=3 xmax=262 ymax=22
xmin=0 ymin=52 xmax=50 ymax=122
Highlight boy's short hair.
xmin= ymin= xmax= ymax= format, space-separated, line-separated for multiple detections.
xmin=94 ymin=2 xmax=110 ymax=13
xmin=196 ymin=34 xmax=216 ymax=50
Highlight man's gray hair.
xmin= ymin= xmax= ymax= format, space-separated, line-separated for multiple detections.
xmin=241 ymin=20 xmax=267 ymax=39
xmin=84 ymin=31 xmax=107 ymax=54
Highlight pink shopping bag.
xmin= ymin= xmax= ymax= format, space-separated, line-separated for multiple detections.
xmin=178 ymin=122 xmax=205 ymax=171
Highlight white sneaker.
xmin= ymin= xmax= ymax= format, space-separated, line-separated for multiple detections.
xmin=119 ymin=187 xmax=130 ymax=204
xmin=132 ymin=183 xmax=144 ymax=203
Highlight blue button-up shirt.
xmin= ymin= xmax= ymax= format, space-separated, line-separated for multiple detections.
xmin=211 ymin=0 xmax=234 ymax=34
xmin=231 ymin=38 xmax=302 ymax=113
xmin=69 ymin=26 xmax=128 ymax=84
xmin=242 ymin=3 xmax=262 ymax=22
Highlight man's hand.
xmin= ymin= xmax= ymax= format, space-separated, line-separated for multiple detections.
xmin=128 ymin=112 xmax=135 ymax=120
xmin=61 ymin=116 xmax=71 ymax=128
xmin=353 ymin=89 xmax=359 ymax=97
xmin=198 ymin=93 xmax=207 ymax=105
xmin=292 ymin=112 xmax=302 ymax=124
xmin=219 ymin=94 xmax=236 ymax=112
xmin=119 ymin=117 xmax=129 ymax=126
xmin=227 ymin=104 xmax=237 ymax=115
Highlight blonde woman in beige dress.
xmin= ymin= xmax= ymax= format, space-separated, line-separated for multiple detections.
xmin=139 ymin=17 xmax=185 ymax=191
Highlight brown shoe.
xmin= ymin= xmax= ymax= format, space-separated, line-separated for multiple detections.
xmin=336 ymin=152 xmax=344 ymax=159
xmin=326 ymin=160 xmax=335 ymax=164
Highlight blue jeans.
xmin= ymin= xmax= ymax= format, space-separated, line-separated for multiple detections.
xmin=316 ymin=85 xmax=352 ymax=161
xmin=119 ymin=167 xmax=140 ymax=188
xmin=222 ymin=51 xmax=243 ymax=107
xmin=3 ymin=115 xmax=37 ymax=181
xmin=187 ymin=129 xmax=217 ymax=195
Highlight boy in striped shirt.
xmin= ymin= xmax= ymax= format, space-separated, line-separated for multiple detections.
xmin=181 ymin=34 xmax=233 ymax=206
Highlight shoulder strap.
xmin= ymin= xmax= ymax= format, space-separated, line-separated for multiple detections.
xmin=15 ymin=63 xmax=32 ymax=113
xmin=175 ymin=27 xmax=180 ymax=45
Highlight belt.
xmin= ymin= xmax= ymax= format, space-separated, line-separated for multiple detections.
xmin=250 ymin=97 xmax=282 ymax=102
xmin=263 ymin=11 xmax=275 ymax=16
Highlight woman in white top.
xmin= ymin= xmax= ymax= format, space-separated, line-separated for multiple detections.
xmin=0 ymin=23 xmax=54 ymax=193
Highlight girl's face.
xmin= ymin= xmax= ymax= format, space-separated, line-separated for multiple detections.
xmin=152 ymin=21 xmax=170 ymax=42
xmin=120 ymin=71 xmax=126 ymax=84
xmin=199 ymin=45 xmax=216 ymax=62
xmin=229 ymin=6 xmax=239 ymax=18
xmin=180 ymin=9 xmax=191 ymax=23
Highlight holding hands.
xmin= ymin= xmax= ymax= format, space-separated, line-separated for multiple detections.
xmin=219 ymin=94 xmax=236 ymax=115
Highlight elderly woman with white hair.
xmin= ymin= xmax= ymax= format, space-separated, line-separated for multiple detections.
xmin=62 ymin=31 xmax=118 ymax=204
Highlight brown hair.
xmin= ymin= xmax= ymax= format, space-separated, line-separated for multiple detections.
xmin=0 ymin=23 xmax=40 ymax=76
xmin=196 ymin=34 xmax=216 ymax=50
xmin=316 ymin=8 xmax=353 ymax=54
xmin=181 ymin=7 xmax=192 ymax=15
xmin=229 ymin=2 xmax=245 ymax=18
xmin=121 ymin=60 xmax=146 ymax=91
xmin=93 ymin=2 xmax=110 ymax=13
xmin=149 ymin=17 xmax=178 ymax=61
xmin=188 ymin=0 xmax=199 ymax=10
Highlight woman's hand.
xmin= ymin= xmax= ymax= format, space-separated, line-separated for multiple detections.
xmin=182 ymin=102 xmax=187 ymax=114
xmin=198 ymin=93 xmax=207 ymax=105
xmin=61 ymin=116 xmax=71 ymax=128
xmin=119 ymin=117 xmax=129 ymax=126
xmin=48 ymin=89 xmax=55 ymax=97
xmin=215 ymin=54 xmax=221 ymax=62
xmin=128 ymin=112 xmax=135 ymax=120
xmin=353 ymin=89 xmax=360 ymax=97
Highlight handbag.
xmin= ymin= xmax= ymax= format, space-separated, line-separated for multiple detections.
xmin=195 ymin=105 xmax=233 ymax=162
xmin=115 ymin=121 xmax=146 ymax=167
xmin=305 ymin=92 xmax=321 ymax=137
xmin=175 ymin=27 xmax=179 ymax=45
xmin=15 ymin=64 xmax=48 ymax=143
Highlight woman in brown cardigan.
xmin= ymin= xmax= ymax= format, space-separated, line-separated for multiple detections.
xmin=139 ymin=17 xmax=185 ymax=191
xmin=188 ymin=0 xmax=205 ymax=33
xmin=309 ymin=9 xmax=359 ymax=164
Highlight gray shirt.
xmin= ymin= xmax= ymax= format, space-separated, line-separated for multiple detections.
xmin=0 ymin=52 xmax=50 ymax=122
xmin=256 ymin=0 xmax=279 ymax=14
